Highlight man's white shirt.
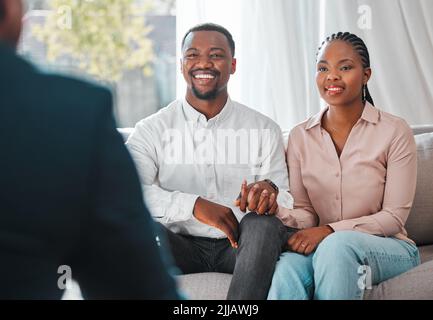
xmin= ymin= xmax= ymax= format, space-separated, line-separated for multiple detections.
xmin=126 ymin=97 xmax=293 ymax=238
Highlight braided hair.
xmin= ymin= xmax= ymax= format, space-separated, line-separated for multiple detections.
xmin=317 ymin=32 xmax=374 ymax=106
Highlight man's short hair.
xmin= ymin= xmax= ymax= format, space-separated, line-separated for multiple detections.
xmin=181 ymin=23 xmax=236 ymax=57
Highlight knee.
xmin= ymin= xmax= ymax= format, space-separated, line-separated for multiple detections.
xmin=239 ymin=213 xmax=284 ymax=236
xmin=313 ymin=231 xmax=360 ymax=270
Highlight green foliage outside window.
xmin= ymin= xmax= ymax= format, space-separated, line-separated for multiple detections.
xmin=33 ymin=0 xmax=154 ymax=82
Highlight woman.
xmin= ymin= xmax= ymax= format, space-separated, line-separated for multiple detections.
xmin=268 ymin=32 xmax=420 ymax=300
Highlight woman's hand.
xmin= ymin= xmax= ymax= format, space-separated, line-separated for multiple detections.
xmin=287 ymin=226 xmax=334 ymax=255
xmin=234 ymin=180 xmax=279 ymax=215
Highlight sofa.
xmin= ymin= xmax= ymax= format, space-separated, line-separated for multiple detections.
xmin=117 ymin=125 xmax=433 ymax=300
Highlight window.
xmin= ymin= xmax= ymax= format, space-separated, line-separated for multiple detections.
xmin=19 ymin=0 xmax=177 ymax=128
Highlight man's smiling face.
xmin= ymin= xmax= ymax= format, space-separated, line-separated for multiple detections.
xmin=181 ymin=30 xmax=236 ymax=101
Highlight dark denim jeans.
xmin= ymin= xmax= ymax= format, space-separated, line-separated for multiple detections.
xmin=158 ymin=213 xmax=296 ymax=300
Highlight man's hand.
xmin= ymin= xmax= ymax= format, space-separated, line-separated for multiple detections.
xmin=287 ymin=226 xmax=334 ymax=255
xmin=234 ymin=180 xmax=278 ymax=215
xmin=193 ymin=197 xmax=239 ymax=248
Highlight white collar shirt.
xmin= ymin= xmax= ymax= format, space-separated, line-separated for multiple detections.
xmin=126 ymin=97 xmax=293 ymax=238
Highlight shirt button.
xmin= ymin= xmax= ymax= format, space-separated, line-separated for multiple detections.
xmin=336 ymin=173 xmax=340 ymax=177
xmin=336 ymin=195 xmax=340 ymax=200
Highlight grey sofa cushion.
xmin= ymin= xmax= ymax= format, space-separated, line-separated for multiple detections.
xmin=419 ymin=245 xmax=433 ymax=263
xmin=178 ymin=250 xmax=433 ymax=300
xmin=364 ymin=259 xmax=433 ymax=300
xmin=405 ymin=133 xmax=433 ymax=245
xmin=412 ymin=125 xmax=433 ymax=135
xmin=177 ymin=273 xmax=231 ymax=300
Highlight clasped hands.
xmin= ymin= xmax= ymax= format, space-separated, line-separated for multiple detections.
xmin=234 ymin=179 xmax=279 ymax=216
xmin=193 ymin=179 xmax=279 ymax=249
xmin=232 ymin=180 xmax=334 ymax=255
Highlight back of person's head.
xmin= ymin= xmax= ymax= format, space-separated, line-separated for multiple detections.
xmin=0 ymin=0 xmax=4 ymax=21
xmin=0 ymin=0 xmax=23 ymax=48
xmin=181 ymin=22 xmax=236 ymax=57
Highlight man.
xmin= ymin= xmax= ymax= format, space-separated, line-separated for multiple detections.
xmin=0 ymin=0 xmax=179 ymax=299
xmin=126 ymin=23 xmax=294 ymax=300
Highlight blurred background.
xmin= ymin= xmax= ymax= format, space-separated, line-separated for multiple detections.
xmin=19 ymin=0 xmax=433 ymax=131
xmin=20 ymin=0 xmax=176 ymax=128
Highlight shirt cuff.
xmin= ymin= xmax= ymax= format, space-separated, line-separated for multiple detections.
xmin=177 ymin=193 xmax=200 ymax=221
xmin=277 ymin=191 xmax=294 ymax=210
xmin=328 ymin=220 xmax=357 ymax=232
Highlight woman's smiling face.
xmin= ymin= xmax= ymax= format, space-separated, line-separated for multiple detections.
xmin=316 ymin=40 xmax=371 ymax=107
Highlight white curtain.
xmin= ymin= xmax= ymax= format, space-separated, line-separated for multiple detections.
xmin=176 ymin=0 xmax=433 ymax=130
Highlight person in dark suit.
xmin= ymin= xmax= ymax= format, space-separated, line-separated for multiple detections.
xmin=0 ymin=0 xmax=179 ymax=299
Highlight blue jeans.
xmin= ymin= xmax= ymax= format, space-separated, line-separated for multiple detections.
xmin=267 ymin=231 xmax=420 ymax=300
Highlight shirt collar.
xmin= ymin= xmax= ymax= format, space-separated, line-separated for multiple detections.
xmin=182 ymin=98 xmax=202 ymax=123
xmin=182 ymin=97 xmax=233 ymax=125
xmin=361 ymin=102 xmax=380 ymax=124
xmin=305 ymin=101 xmax=379 ymax=131
xmin=305 ymin=106 xmax=327 ymax=130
